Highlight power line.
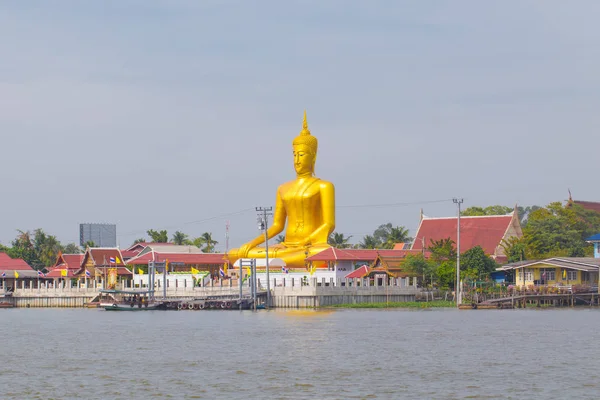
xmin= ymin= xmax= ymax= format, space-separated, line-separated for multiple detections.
xmin=337 ymin=199 xmax=455 ymax=209
xmin=117 ymin=208 xmax=254 ymax=237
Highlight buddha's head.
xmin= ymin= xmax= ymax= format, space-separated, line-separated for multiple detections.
xmin=292 ymin=111 xmax=318 ymax=176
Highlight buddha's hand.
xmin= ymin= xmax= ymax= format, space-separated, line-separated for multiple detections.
xmin=237 ymin=243 xmax=253 ymax=259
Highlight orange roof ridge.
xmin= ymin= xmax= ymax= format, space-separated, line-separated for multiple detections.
xmin=421 ymin=214 xmax=513 ymax=220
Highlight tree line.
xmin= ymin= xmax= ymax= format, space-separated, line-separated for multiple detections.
xmin=0 ymin=228 xmax=220 ymax=271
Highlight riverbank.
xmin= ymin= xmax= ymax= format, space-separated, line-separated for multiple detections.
xmin=327 ymin=300 xmax=454 ymax=309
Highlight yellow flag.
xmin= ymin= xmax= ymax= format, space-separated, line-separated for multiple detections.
xmin=61 ymin=269 xmax=67 ymax=277
xmin=115 ymin=256 xmax=121 ymax=264
xmin=191 ymin=267 xmax=200 ymax=275
xmin=223 ymin=262 xmax=228 ymax=274
xmin=14 ymin=271 xmax=19 ymax=279
xmin=138 ymin=268 xmax=144 ymax=275
xmin=246 ymin=266 xmax=251 ymax=276
xmin=563 ymin=269 xmax=567 ymax=279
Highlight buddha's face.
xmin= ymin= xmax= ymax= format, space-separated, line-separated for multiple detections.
xmin=293 ymin=144 xmax=315 ymax=176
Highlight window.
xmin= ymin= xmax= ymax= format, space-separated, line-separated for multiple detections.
xmin=540 ymin=268 xmax=555 ymax=281
xmin=566 ymin=270 xmax=577 ymax=281
xmin=519 ymin=269 xmax=533 ymax=282
xmin=582 ymin=272 xmax=590 ymax=282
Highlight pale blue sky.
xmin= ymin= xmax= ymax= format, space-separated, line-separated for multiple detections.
xmin=1 ymin=1 xmax=599 ymax=249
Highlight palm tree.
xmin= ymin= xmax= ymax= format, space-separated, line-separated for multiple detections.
xmin=328 ymin=232 xmax=353 ymax=249
xmin=382 ymin=226 xmax=412 ymax=249
xmin=146 ymin=229 xmax=168 ymax=243
xmin=171 ymin=231 xmax=190 ymax=245
xmin=132 ymin=238 xmax=146 ymax=245
xmin=193 ymin=232 xmax=219 ymax=253
xmin=276 ymin=235 xmax=286 ymax=244
xmin=359 ymin=235 xmax=378 ymax=249
xmin=63 ymin=243 xmax=82 ymax=254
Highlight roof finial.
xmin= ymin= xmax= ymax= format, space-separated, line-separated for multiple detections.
xmin=568 ymin=188 xmax=573 ymax=202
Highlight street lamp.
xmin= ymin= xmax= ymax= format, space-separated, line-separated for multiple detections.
xmin=453 ymin=198 xmax=463 ymax=307
xmin=256 ymin=207 xmax=272 ymax=308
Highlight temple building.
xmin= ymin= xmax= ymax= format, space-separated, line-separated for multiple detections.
xmin=411 ymin=206 xmax=523 ymax=264
xmin=0 ymin=252 xmax=38 ymax=289
xmin=45 ymin=252 xmax=84 ymax=279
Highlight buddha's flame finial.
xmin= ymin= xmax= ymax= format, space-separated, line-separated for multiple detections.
xmin=300 ymin=109 xmax=311 ymax=136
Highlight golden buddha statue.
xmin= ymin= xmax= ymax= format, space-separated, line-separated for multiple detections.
xmin=228 ymin=111 xmax=335 ymax=268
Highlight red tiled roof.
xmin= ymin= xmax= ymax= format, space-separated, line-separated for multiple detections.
xmin=120 ymin=250 xmax=139 ymax=259
xmin=86 ymin=248 xmax=126 ymax=266
xmin=124 ymin=242 xmax=177 ymax=253
xmin=126 ymin=252 xmax=227 ymax=265
xmin=411 ymin=215 xmax=513 ymax=255
xmin=46 ymin=268 xmax=78 ymax=278
xmin=306 ymin=248 xmax=425 ymax=262
xmin=0 ymin=253 xmax=33 ymax=270
xmin=345 ymin=265 xmax=370 ymax=279
xmin=573 ymin=200 xmax=600 ymax=214
xmin=84 ymin=266 xmax=132 ymax=276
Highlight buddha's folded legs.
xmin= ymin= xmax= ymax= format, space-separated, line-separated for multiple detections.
xmin=228 ymin=244 xmax=330 ymax=268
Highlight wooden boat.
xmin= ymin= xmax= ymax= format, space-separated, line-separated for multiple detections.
xmin=0 ymin=301 xmax=14 ymax=308
xmin=99 ymin=289 xmax=168 ymax=311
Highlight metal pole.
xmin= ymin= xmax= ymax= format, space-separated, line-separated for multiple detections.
xmin=453 ymin=198 xmax=463 ymax=307
xmin=264 ymin=209 xmax=270 ymax=308
xmin=239 ymin=260 xmax=243 ymax=310
xmin=163 ymin=262 xmax=167 ymax=300
xmin=252 ymin=259 xmax=257 ymax=311
xmin=256 ymin=206 xmax=273 ymax=308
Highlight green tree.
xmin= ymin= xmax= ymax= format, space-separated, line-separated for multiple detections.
xmin=460 ymin=246 xmax=497 ymax=280
xmin=437 ymin=261 xmax=456 ymax=289
xmin=523 ymin=202 xmax=599 ymax=258
xmin=83 ymin=240 xmax=97 ymax=248
xmin=33 ymin=229 xmax=63 ymax=268
xmin=382 ymin=226 xmax=412 ymax=249
xmin=171 ymin=231 xmax=190 ymax=245
xmin=359 ymin=235 xmax=378 ymax=249
xmin=328 ymin=232 xmax=353 ymax=249
xmin=132 ymin=238 xmax=146 ymax=246
xmin=500 ymin=236 xmax=526 ymax=263
xmin=8 ymin=230 xmax=40 ymax=269
xmin=462 ymin=205 xmax=513 ymax=216
xmin=193 ymin=232 xmax=218 ymax=253
xmin=372 ymin=223 xmax=391 ymax=246
xmin=63 ymin=243 xmax=82 ymax=254
xmin=146 ymin=229 xmax=169 ymax=243
xmin=372 ymin=223 xmax=412 ymax=249
xmin=427 ymin=238 xmax=456 ymax=262
xmin=403 ymin=254 xmax=437 ymax=286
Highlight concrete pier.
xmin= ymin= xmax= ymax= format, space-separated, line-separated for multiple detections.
xmin=3 ymin=277 xmax=418 ymax=308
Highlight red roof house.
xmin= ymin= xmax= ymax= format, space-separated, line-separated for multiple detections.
xmin=0 ymin=252 xmax=34 ymax=271
xmin=126 ymin=251 xmax=227 ymax=277
xmin=0 ymin=252 xmax=38 ymax=279
xmin=74 ymin=248 xmax=131 ymax=278
xmin=46 ymin=253 xmax=84 ymax=278
xmin=411 ymin=207 xmax=523 ymax=263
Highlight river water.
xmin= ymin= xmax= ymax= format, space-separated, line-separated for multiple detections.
xmin=1 ymin=308 xmax=598 ymax=399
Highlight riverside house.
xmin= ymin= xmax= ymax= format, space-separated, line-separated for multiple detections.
xmin=497 ymin=258 xmax=600 ymax=289
xmin=0 ymin=252 xmax=38 ymax=290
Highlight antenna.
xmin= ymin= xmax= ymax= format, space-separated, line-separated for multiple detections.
xmin=225 ymin=220 xmax=230 ymax=254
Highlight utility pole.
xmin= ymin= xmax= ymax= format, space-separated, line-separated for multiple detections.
xmin=256 ymin=206 xmax=273 ymax=308
xmin=453 ymin=198 xmax=464 ymax=307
